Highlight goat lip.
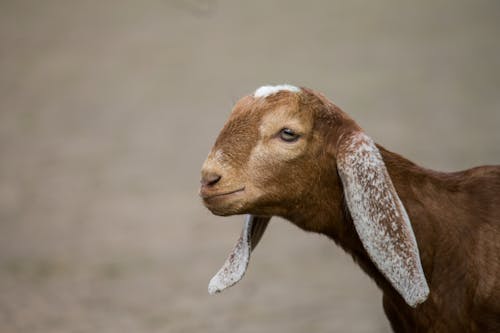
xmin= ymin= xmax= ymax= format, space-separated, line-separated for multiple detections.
xmin=201 ymin=187 xmax=245 ymax=201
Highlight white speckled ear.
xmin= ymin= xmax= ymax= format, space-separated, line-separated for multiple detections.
xmin=208 ymin=215 xmax=270 ymax=295
xmin=336 ymin=132 xmax=429 ymax=307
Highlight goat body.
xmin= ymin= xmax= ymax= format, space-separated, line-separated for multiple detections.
xmin=200 ymin=85 xmax=500 ymax=332
xmin=359 ymin=148 xmax=500 ymax=331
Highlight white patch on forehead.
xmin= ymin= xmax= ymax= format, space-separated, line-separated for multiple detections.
xmin=254 ymin=84 xmax=300 ymax=98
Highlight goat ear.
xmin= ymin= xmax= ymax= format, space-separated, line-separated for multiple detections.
xmin=336 ymin=131 xmax=429 ymax=307
xmin=208 ymin=215 xmax=270 ymax=295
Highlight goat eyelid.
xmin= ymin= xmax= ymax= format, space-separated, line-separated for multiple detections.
xmin=278 ymin=128 xmax=301 ymax=142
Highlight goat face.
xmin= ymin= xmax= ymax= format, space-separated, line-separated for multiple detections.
xmin=200 ymin=89 xmax=331 ymax=218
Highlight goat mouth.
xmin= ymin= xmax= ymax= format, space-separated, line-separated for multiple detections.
xmin=201 ymin=187 xmax=245 ymax=201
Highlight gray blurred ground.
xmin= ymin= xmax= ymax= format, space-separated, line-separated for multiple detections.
xmin=0 ymin=1 xmax=499 ymax=332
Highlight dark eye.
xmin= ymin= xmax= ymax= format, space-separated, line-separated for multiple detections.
xmin=279 ymin=128 xmax=300 ymax=142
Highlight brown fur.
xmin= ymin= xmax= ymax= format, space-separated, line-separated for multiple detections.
xmin=200 ymin=87 xmax=500 ymax=332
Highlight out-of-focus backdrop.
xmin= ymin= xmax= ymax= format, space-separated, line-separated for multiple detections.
xmin=0 ymin=1 xmax=499 ymax=332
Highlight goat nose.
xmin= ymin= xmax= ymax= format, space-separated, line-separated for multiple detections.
xmin=201 ymin=172 xmax=222 ymax=187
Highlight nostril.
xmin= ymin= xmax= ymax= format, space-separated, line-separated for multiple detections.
xmin=201 ymin=172 xmax=222 ymax=187
xmin=207 ymin=174 xmax=221 ymax=186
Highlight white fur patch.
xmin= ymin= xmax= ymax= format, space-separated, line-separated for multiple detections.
xmin=254 ymin=84 xmax=300 ymax=98
xmin=337 ymin=132 xmax=429 ymax=307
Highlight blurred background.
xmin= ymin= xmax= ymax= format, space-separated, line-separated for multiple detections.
xmin=0 ymin=1 xmax=499 ymax=332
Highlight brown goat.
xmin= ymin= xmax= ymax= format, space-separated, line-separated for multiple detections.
xmin=199 ymin=85 xmax=500 ymax=332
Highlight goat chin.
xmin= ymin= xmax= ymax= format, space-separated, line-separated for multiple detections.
xmin=200 ymin=84 xmax=500 ymax=332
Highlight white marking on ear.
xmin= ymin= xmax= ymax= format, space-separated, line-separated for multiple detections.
xmin=254 ymin=84 xmax=300 ymax=98
xmin=336 ymin=132 xmax=429 ymax=307
xmin=208 ymin=215 xmax=270 ymax=295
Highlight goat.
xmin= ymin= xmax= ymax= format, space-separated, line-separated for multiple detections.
xmin=199 ymin=85 xmax=500 ymax=332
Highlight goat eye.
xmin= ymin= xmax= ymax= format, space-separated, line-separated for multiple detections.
xmin=279 ymin=128 xmax=300 ymax=142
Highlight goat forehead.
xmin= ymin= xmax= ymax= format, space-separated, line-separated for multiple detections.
xmin=212 ymin=91 xmax=305 ymax=153
xmin=226 ymin=92 xmax=310 ymax=139
xmin=260 ymin=104 xmax=311 ymax=134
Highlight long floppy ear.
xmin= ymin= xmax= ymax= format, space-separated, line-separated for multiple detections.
xmin=336 ymin=131 xmax=429 ymax=307
xmin=208 ymin=215 xmax=270 ymax=295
